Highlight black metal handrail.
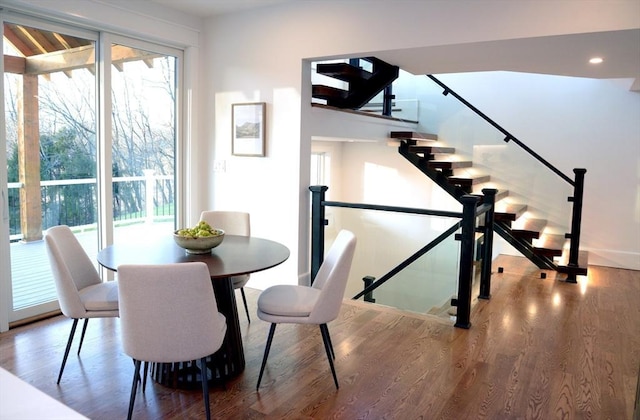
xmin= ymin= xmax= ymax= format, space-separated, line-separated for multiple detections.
xmin=426 ymin=75 xmax=586 ymax=281
xmin=426 ymin=74 xmax=574 ymax=186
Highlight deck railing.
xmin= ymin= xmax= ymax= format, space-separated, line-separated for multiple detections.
xmin=8 ymin=172 xmax=174 ymax=241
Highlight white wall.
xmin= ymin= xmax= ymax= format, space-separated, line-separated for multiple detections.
xmin=204 ymin=0 xmax=640 ymax=289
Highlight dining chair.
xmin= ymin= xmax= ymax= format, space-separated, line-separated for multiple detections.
xmin=44 ymin=225 xmax=119 ymax=384
xmin=199 ymin=210 xmax=252 ymax=322
xmin=117 ymin=262 xmax=227 ymax=420
xmin=255 ymin=229 xmax=356 ymax=390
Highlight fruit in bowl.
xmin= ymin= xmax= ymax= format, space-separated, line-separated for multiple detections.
xmin=173 ymin=221 xmax=225 ymax=254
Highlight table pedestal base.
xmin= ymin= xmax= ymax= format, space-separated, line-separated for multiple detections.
xmin=151 ymin=277 xmax=245 ymax=389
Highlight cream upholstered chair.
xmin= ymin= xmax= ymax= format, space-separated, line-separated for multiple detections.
xmin=256 ymin=229 xmax=356 ymax=390
xmin=44 ymin=225 xmax=119 ymax=384
xmin=118 ymin=262 xmax=227 ymax=420
xmin=199 ymin=210 xmax=252 ymax=322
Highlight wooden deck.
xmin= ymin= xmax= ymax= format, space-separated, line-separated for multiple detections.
xmin=9 ymin=223 xmax=173 ymax=311
xmin=1 ymin=255 xmax=638 ymax=419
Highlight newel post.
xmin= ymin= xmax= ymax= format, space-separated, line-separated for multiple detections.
xmin=566 ymin=168 xmax=586 ymax=283
xmin=455 ymin=195 xmax=480 ymax=329
xmin=479 ymin=188 xmax=497 ymax=299
xmin=309 ymin=185 xmax=328 ymax=283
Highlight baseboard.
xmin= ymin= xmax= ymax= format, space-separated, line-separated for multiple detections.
xmin=583 ymin=248 xmax=640 ymax=271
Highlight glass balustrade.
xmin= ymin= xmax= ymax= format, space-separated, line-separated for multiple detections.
xmin=322 ymin=206 xmax=462 ymax=318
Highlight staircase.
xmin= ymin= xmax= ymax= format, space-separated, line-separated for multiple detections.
xmin=312 ymin=57 xmax=399 ymax=111
xmin=311 ymin=57 xmax=588 ymax=281
xmin=393 ymin=131 xmax=588 ymax=278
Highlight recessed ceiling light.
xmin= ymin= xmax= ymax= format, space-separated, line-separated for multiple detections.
xmin=589 ymin=57 xmax=604 ymax=64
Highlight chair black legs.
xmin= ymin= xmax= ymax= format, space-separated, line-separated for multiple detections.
xmin=319 ymin=324 xmax=339 ymax=389
xmin=256 ymin=323 xmax=277 ymax=390
xmin=240 ymin=287 xmax=250 ymax=323
xmin=199 ymin=357 xmax=211 ymax=420
xmin=257 ymin=323 xmax=339 ymax=390
xmin=322 ymin=323 xmax=335 ymax=360
xmin=77 ymin=318 xmax=89 ymax=355
xmin=57 ymin=318 xmax=79 ymax=384
xmin=127 ymin=359 xmax=142 ymax=420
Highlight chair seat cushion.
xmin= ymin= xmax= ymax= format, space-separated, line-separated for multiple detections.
xmin=79 ymin=281 xmax=119 ymax=312
xmin=231 ymin=274 xmax=249 ymax=289
xmin=257 ymin=285 xmax=320 ymax=317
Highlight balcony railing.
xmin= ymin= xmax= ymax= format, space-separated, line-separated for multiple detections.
xmin=8 ymin=172 xmax=174 ymax=241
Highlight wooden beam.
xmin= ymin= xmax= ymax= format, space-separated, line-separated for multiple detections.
xmin=22 ymin=44 xmax=161 ymax=75
xmin=4 ymin=55 xmax=26 ymax=74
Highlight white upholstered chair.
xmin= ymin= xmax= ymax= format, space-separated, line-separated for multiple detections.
xmin=199 ymin=210 xmax=252 ymax=322
xmin=117 ymin=262 xmax=227 ymax=420
xmin=256 ymin=229 xmax=356 ymax=390
xmin=44 ymin=225 xmax=119 ymax=384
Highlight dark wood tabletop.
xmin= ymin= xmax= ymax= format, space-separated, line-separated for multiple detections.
xmin=97 ymin=234 xmax=290 ymax=278
xmin=96 ymin=234 xmax=290 ymax=387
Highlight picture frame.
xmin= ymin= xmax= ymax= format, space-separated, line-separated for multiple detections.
xmin=232 ymin=102 xmax=266 ymax=156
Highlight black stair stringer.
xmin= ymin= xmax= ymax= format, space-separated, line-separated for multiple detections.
xmin=399 ymin=140 xmax=559 ymax=272
xmin=494 ymin=222 xmax=557 ymax=270
xmin=398 ymin=141 xmax=466 ymax=199
xmin=341 ymin=57 xmax=399 ymax=109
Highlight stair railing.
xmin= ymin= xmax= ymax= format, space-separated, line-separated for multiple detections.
xmin=310 ymin=185 xmax=497 ymax=328
xmin=426 ymin=75 xmax=586 ymax=282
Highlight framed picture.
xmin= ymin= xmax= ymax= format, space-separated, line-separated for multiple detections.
xmin=232 ymin=102 xmax=266 ymax=156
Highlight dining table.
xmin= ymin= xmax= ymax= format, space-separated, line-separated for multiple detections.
xmin=97 ymin=234 xmax=290 ymax=389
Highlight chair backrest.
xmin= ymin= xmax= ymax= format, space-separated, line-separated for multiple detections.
xmin=117 ymin=262 xmax=227 ymax=363
xmin=45 ymin=225 xmax=102 ymax=319
xmin=199 ymin=211 xmax=250 ymax=237
xmin=309 ymin=230 xmax=357 ymax=324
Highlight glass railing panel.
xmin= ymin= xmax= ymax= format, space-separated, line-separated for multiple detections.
xmin=417 ymin=75 xmax=575 ymax=240
xmin=322 ymin=206 xmax=460 ymax=316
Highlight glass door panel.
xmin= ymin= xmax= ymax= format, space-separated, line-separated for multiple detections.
xmin=110 ymin=42 xmax=177 ymax=243
xmin=3 ymin=21 xmax=98 ymax=322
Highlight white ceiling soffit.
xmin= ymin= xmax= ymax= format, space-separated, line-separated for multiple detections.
xmin=147 ymin=0 xmax=296 ymax=16
xmin=374 ymin=29 xmax=640 ymax=90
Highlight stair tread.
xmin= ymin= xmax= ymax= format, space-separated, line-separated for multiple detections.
xmin=511 ymin=218 xmax=547 ymax=239
xmin=316 ymin=62 xmax=372 ymax=82
xmin=312 ymin=84 xmax=348 ymax=100
xmin=533 ymin=234 xmax=565 ymax=257
xmin=556 ymin=250 xmax=589 ymax=275
xmin=472 ymin=188 xmax=509 ymax=203
xmin=408 ymin=145 xmax=455 ymax=154
xmin=428 ymin=160 xmax=472 ymax=170
xmin=448 ymin=174 xmax=491 ymax=186
xmin=494 ymin=203 xmax=527 ymax=222
xmin=390 ymin=131 xmax=438 ymax=141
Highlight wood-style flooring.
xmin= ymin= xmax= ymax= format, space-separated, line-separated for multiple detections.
xmin=1 ymin=255 xmax=639 ymax=419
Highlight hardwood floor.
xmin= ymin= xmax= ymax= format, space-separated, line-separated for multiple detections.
xmin=1 ymin=255 xmax=638 ymax=419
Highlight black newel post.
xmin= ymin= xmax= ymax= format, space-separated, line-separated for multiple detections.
xmin=566 ymin=168 xmax=586 ymax=283
xmin=362 ymin=276 xmax=376 ymax=303
xmin=309 ymin=185 xmax=328 ymax=284
xmin=479 ymin=188 xmax=497 ymax=299
xmin=455 ymin=195 xmax=480 ymax=329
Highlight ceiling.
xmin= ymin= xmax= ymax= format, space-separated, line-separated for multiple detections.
xmin=146 ymin=0 xmax=639 ymax=90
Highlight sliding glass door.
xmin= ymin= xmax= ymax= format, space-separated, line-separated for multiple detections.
xmin=1 ymin=14 xmax=180 ymax=326
xmin=3 ymin=18 xmax=99 ymax=323
xmin=109 ymin=38 xmax=177 ymax=244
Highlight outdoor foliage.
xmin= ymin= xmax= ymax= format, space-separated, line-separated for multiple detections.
xmin=5 ymin=54 xmax=176 ymax=236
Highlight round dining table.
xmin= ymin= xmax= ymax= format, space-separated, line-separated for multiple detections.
xmin=97 ymin=234 xmax=289 ymax=389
